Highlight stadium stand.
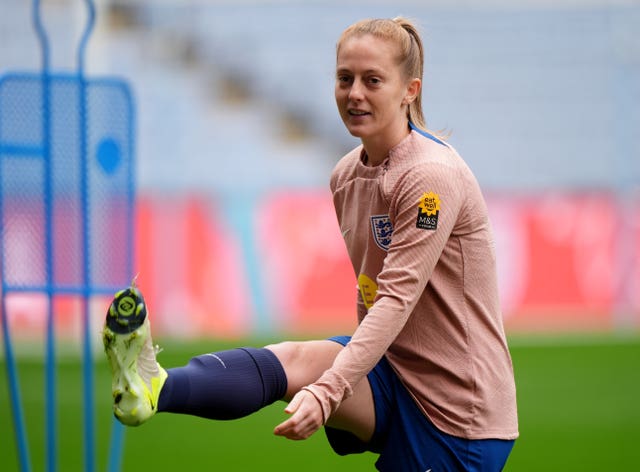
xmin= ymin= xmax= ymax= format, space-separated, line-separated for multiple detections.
xmin=3 ymin=0 xmax=638 ymax=193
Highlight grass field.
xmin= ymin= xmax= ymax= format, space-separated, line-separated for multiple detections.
xmin=2 ymin=333 xmax=639 ymax=471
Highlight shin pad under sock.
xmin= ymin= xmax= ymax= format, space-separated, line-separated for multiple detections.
xmin=157 ymin=347 xmax=288 ymax=420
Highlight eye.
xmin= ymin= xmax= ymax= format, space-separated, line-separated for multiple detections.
xmin=336 ymin=74 xmax=352 ymax=84
xmin=367 ymin=76 xmax=382 ymax=86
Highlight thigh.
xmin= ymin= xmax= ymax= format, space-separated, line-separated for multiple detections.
xmin=265 ymin=339 xmax=375 ymax=442
xmin=376 ymin=378 xmax=515 ymax=472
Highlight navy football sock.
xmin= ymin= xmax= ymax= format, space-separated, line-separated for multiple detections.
xmin=157 ymin=347 xmax=288 ymax=420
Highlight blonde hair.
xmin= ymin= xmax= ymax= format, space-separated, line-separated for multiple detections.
xmin=336 ymin=17 xmax=434 ymax=135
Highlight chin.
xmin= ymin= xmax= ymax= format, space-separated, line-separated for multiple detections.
xmin=344 ymin=123 xmax=368 ymax=139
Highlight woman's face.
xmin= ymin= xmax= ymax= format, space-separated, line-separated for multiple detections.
xmin=335 ymin=34 xmax=418 ymax=149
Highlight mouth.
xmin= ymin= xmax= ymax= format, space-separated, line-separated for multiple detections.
xmin=348 ymin=109 xmax=370 ymax=117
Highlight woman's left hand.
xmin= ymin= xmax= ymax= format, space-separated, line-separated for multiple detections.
xmin=273 ymin=389 xmax=324 ymax=440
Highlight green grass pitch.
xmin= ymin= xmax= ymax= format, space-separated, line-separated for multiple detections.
xmin=2 ymin=333 xmax=639 ymax=471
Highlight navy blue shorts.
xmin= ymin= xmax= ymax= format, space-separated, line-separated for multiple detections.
xmin=325 ymin=336 xmax=515 ymax=472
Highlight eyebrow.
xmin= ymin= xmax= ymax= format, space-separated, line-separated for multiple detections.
xmin=335 ymin=67 xmax=385 ymax=76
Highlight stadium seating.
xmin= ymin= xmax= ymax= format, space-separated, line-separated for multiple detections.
xmin=3 ymin=1 xmax=638 ymax=192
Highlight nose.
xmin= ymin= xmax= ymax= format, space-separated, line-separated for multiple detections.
xmin=348 ymin=78 xmax=365 ymax=101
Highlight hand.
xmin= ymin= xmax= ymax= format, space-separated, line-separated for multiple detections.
xmin=273 ymin=389 xmax=324 ymax=440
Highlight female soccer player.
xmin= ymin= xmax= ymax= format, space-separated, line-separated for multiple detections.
xmin=104 ymin=17 xmax=518 ymax=471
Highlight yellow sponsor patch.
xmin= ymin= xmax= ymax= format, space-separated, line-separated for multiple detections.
xmin=358 ymin=273 xmax=378 ymax=309
xmin=416 ymin=191 xmax=440 ymax=230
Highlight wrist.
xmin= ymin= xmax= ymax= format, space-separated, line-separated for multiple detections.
xmin=303 ymin=370 xmax=353 ymax=424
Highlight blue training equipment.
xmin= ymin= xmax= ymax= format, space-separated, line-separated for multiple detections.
xmin=0 ymin=1 xmax=136 ymax=471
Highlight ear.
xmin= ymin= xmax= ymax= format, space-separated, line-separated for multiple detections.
xmin=403 ymin=78 xmax=421 ymax=105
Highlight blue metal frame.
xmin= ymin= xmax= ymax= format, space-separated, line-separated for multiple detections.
xmin=78 ymin=2 xmax=97 ymax=471
xmin=0 ymin=1 xmax=133 ymax=470
xmin=32 ymin=1 xmax=58 ymax=470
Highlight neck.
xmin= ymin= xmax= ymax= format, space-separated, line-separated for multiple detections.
xmin=361 ymin=123 xmax=411 ymax=166
xmin=362 ymin=149 xmax=387 ymax=167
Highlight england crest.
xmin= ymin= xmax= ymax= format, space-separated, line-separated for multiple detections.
xmin=371 ymin=215 xmax=393 ymax=251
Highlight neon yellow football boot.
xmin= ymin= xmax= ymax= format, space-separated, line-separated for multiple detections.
xmin=103 ymin=282 xmax=167 ymax=426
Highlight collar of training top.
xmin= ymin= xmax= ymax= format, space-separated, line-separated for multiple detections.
xmin=409 ymin=122 xmax=446 ymax=147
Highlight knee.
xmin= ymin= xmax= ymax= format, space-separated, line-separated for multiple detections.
xmin=264 ymin=341 xmax=305 ymax=369
xmin=265 ymin=341 xmax=323 ymax=398
xmin=264 ymin=340 xmax=341 ymax=399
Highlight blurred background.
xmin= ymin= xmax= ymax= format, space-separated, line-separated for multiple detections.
xmin=1 ymin=0 xmax=639 ymax=471
xmin=1 ymin=0 xmax=639 ymax=340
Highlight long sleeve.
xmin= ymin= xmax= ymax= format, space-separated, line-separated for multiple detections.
xmin=316 ymin=130 xmax=518 ymax=439
xmin=307 ymin=159 xmax=466 ymax=420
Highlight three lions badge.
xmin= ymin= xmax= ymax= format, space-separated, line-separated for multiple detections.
xmin=371 ymin=215 xmax=393 ymax=251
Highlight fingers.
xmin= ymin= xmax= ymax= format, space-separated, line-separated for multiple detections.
xmin=273 ymin=390 xmax=324 ymax=440
xmin=283 ymin=391 xmax=303 ymax=414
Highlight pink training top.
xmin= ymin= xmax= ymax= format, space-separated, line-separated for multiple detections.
xmin=304 ymin=130 xmax=518 ymax=440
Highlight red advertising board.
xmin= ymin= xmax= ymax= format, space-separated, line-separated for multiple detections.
xmin=1 ymin=191 xmax=638 ymax=340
